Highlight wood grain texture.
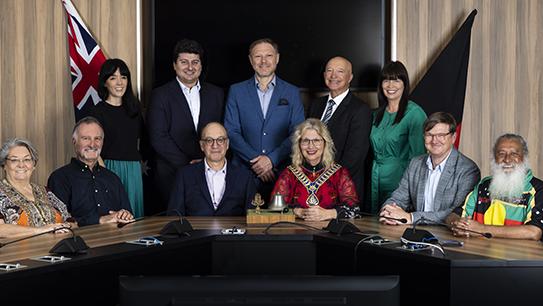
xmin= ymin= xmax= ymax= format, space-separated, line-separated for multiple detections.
xmin=397 ymin=0 xmax=543 ymax=178
xmin=0 ymin=0 xmax=137 ymax=185
xmin=1 ymin=217 xmax=542 ymax=263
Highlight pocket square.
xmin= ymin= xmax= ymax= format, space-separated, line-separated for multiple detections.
xmin=278 ymin=98 xmax=289 ymax=106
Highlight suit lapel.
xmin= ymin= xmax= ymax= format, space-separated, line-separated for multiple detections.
xmin=197 ymin=83 xmax=208 ymax=132
xmin=217 ymin=163 xmax=234 ymax=210
xmin=171 ymin=80 xmax=197 ymax=134
xmin=432 ymin=149 xmax=458 ymax=211
xmin=197 ymin=162 xmax=214 ymax=210
xmin=415 ymin=156 xmax=429 ymax=211
xmin=264 ymin=78 xmax=283 ymax=121
xmin=311 ymin=96 xmax=327 ymax=119
xmin=327 ymin=92 xmax=352 ymax=126
xmin=245 ymin=79 xmax=265 ymax=122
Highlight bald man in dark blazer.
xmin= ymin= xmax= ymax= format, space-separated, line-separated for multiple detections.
xmin=308 ymin=57 xmax=371 ymax=201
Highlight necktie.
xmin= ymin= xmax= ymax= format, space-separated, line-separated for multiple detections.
xmin=321 ymin=100 xmax=336 ymax=125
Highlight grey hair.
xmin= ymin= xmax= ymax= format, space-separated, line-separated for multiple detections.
xmin=493 ymin=133 xmax=529 ymax=157
xmin=72 ymin=116 xmax=104 ymax=140
xmin=0 ymin=138 xmax=39 ymax=167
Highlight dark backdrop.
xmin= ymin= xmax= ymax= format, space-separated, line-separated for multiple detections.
xmin=153 ymin=0 xmax=388 ymax=91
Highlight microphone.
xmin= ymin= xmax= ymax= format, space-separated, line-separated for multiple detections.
xmin=401 ymin=217 xmax=445 ymax=254
xmin=324 ymin=218 xmax=361 ymax=235
xmin=413 ymin=216 xmax=492 ymax=239
xmin=0 ymin=226 xmax=89 ymax=255
xmin=359 ymin=211 xmax=408 ymax=224
xmin=49 ymin=227 xmax=89 ymax=255
xmin=159 ymin=209 xmax=193 ymax=238
xmin=117 ymin=216 xmax=144 ymax=228
xmin=0 ymin=227 xmax=61 ymax=248
xmin=117 ymin=210 xmax=194 ymax=238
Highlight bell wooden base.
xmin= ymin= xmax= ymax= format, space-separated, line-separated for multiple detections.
xmin=246 ymin=209 xmax=296 ymax=224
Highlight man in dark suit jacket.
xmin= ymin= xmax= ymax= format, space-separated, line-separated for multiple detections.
xmin=168 ymin=122 xmax=256 ymax=216
xmin=308 ymin=56 xmax=371 ymax=201
xmin=224 ymin=38 xmax=304 ymax=199
xmin=148 ymin=39 xmax=224 ymax=210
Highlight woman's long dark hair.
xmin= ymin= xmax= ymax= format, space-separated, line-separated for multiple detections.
xmin=373 ymin=61 xmax=410 ymax=126
xmin=97 ymin=58 xmax=140 ymax=117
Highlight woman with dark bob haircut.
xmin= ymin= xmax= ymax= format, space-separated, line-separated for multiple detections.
xmin=90 ymin=58 xmax=145 ymax=218
xmin=369 ymin=61 xmax=427 ymax=213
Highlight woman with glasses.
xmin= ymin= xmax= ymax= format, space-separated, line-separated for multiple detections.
xmin=90 ymin=59 xmax=145 ymax=218
xmin=0 ymin=138 xmax=73 ymax=237
xmin=271 ymin=119 xmax=359 ymax=221
xmin=369 ymin=61 xmax=427 ymax=213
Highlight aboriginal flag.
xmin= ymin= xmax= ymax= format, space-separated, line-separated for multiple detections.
xmin=410 ymin=9 xmax=477 ymax=148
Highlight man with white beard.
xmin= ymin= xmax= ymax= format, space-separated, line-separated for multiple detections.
xmin=447 ymin=134 xmax=543 ymax=240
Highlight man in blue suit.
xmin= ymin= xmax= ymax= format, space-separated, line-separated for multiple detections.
xmin=168 ymin=122 xmax=256 ymax=216
xmin=224 ymin=38 xmax=304 ymax=200
xmin=148 ymin=39 xmax=224 ymax=212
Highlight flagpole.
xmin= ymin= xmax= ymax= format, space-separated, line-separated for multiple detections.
xmin=391 ymin=0 xmax=397 ymax=61
xmin=136 ymin=0 xmax=142 ymax=101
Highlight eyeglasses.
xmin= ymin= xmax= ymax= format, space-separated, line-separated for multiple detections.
xmin=5 ymin=158 xmax=34 ymax=166
xmin=201 ymin=137 xmax=228 ymax=146
xmin=300 ymin=138 xmax=324 ymax=147
xmin=424 ymin=132 xmax=451 ymax=141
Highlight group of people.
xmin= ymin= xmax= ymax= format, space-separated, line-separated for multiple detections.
xmin=1 ymin=38 xmax=541 ymax=242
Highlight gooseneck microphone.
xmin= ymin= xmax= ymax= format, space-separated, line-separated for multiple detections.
xmin=359 ymin=211 xmax=408 ymax=224
xmin=0 ymin=227 xmax=62 ymax=248
xmin=117 ymin=209 xmax=193 ymax=238
xmin=0 ymin=226 xmax=89 ymax=255
xmin=420 ymin=216 xmax=492 ymax=239
xmin=159 ymin=209 xmax=193 ymax=237
xmin=49 ymin=227 xmax=89 ymax=254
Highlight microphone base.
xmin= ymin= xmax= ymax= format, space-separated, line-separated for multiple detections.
xmin=160 ymin=219 xmax=193 ymax=237
xmin=49 ymin=236 xmax=89 ymax=255
xmin=401 ymin=228 xmax=438 ymax=243
xmin=324 ymin=219 xmax=360 ymax=236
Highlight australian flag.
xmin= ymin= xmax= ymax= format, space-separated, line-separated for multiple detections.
xmin=62 ymin=0 xmax=106 ymax=121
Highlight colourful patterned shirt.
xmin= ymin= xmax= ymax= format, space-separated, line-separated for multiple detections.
xmin=454 ymin=170 xmax=543 ymax=231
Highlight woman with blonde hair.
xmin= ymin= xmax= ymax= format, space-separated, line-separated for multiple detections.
xmin=271 ymin=119 xmax=359 ymax=221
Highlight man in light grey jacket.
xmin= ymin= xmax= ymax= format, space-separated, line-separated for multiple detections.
xmin=379 ymin=112 xmax=480 ymax=225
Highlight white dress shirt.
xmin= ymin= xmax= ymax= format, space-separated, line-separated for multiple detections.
xmin=423 ymin=150 xmax=452 ymax=212
xmin=204 ymin=159 xmax=227 ymax=210
xmin=321 ymin=89 xmax=349 ymax=120
xmin=177 ymin=78 xmax=201 ymax=130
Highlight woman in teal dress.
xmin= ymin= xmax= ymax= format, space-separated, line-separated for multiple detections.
xmin=91 ymin=59 xmax=145 ymax=218
xmin=369 ymin=61 xmax=427 ymax=213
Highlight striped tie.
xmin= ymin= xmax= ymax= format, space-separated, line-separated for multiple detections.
xmin=321 ymin=99 xmax=335 ymax=125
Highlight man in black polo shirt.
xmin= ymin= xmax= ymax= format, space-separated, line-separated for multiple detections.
xmin=48 ymin=117 xmax=134 ymax=226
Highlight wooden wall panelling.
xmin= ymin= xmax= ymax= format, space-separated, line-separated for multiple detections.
xmin=397 ymin=0 xmax=543 ymax=177
xmin=0 ymin=0 xmax=137 ymax=185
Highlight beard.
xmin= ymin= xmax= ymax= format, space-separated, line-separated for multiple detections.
xmin=488 ymin=159 xmax=529 ymax=202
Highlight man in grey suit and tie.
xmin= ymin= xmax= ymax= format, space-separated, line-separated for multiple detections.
xmin=379 ymin=112 xmax=480 ymax=225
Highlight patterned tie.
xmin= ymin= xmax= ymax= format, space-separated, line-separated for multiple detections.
xmin=321 ymin=99 xmax=336 ymax=125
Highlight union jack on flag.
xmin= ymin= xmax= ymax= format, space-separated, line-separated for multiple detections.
xmin=62 ymin=0 xmax=106 ymax=120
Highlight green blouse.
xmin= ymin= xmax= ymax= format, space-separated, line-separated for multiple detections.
xmin=369 ymin=101 xmax=427 ymax=213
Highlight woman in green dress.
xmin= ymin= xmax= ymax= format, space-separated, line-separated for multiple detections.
xmin=369 ymin=61 xmax=427 ymax=213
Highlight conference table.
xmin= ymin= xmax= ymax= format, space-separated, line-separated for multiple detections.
xmin=1 ymin=216 xmax=542 ymax=306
